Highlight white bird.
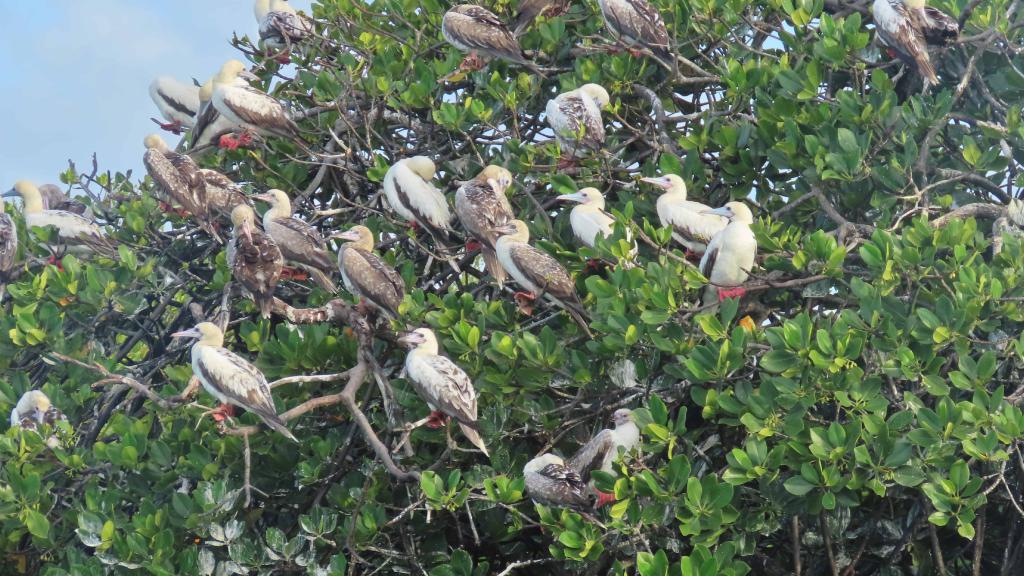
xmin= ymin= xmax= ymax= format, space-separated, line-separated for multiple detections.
xmin=10 ymin=390 xmax=67 ymax=448
xmin=0 ymin=194 xmax=18 ymax=297
xmin=597 ymin=0 xmax=673 ymax=64
xmin=172 ymin=322 xmax=297 ymax=441
xmin=190 ymin=78 xmax=246 ymax=151
xmin=399 ymin=328 xmax=489 ymax=457
xmin=211 ymin=60 xmax=300 ymax=142
xmin=149 ymin=76 xmax=201 ymax=135
xmin=524 ymin=453 xmax=591 ymax=510
xmin=567 ymin=408 xmax=640 ymax=507
xmin=255 ymin=0 xmax=313 ymax=53
xmin=872 ymin=0 xmax=958 ymax=87
xmin=252 ymin=189 xmax=336 ymax=292
xmin=545 ymin=84 xmax=610 ymax=162
xmin=494 ymin=220 xmax=592 ymax=337
xmin=641 ymin=174 xmax=727 ymax=255
xmin=555 ymin=187 xmax=636 ymax=264
xmin=383 ymin=157 xmax=454 ymax=240
xmin=333 ymin=225 xmax=406 ymax=319
xmin=4 ymin=181 xmax=118 ymax=259
xmin=699 ymin=201 xmax=757 ymax=304
xmin=454 ymin=165 xmax=516 ymax=287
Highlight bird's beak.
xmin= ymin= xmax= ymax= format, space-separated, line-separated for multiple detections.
xmin=171 ymin=327 xmax=201 ymax=339
xmin=250 ymin=193 xmax=273 ymax=203
xmin=556 ymin=192 xmax=586 ymax=204
xmin=702 ymin=207 xmax=732 ymax=217
xmin=494 ymin=223 xmax=518 ymax=235
xmin=238 ymin=70 xmax=260 ymax=82
xmin=331 ymin=230 xmax=361 ymax=242
xmin=242 ymin=220 xmax=254 ymax=244
xmin=397 ymin=332 xmax=423 ymax=346
xmin=3 ymin=188 xmax=17 ymax=198
xmin=640 ymin=176 xmax=670 ymax=189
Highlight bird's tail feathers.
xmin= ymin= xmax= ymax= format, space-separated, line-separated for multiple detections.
xmin=481 ymin=248 xmax=506 ymax=288
xmin=459 ymin=423 xmax=490 ymax=458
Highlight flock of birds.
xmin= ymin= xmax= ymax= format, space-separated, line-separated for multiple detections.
xmin=4 ymin=0 xmax=960 ymax=510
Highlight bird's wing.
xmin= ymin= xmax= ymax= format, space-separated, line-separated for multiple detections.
xmin=150 ymin=78 xmax=200 ymax=125
xmin=411 ymin=354 xmax=478 ymax=425
xmin=0 ymin=213 xmax=17 ymax=274
xmin=922 ymin=6 xmax=959 ymax=45
xmin=552 ymin=94 xmax=605 ymax=151
xmin=508 ymin=242 xmax=578 ymax=302
xmin=195 ymin=346 xmax=278 ymax=418
xmin=699 ymin=234 xmax=721 ymax=278
xmin=389 ymin=171 xmax=452 ymax=237
xmin=269 ymin=217 xmax=333 ymax=270
xmin=341 ymin=247 xmax=405 ymax=316
xmin=232 ymin=229 xmax=283 ymax=307
xmin=144 ymin=149 xmax=192 ymax=208
xmin=874 ymin=0 xmax=936 ymax=83
xmin=199 ymin=170 xmax=248 ymax=215
xmin=456 ymin=182 xmax=513 ymax=249
xmin=535 ymin=462 xmax=590 ymax=506
xmin=670 ymin=210 xmax=727 ymax=246
xmin=567 ymin=429 xmax=616 ymax=483
xmin=604 ymin=0 xmax=671 ymax=55
xmin=444 ymin=6 xmax=526 ymax=62
xmin=219 ymin=84 xmax=298 ymax=138
xmin=166 ymin=152 xmax=209 ymax=216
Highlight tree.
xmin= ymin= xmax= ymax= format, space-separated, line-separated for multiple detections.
xmin=3 ymin=0 xmax=1024 ymax=574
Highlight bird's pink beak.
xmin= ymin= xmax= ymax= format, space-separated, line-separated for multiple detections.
xmin=556 ymin=192 xmax=587 ymax=204
xmin=332 ymin=230 xmax=361 ymax=242
xmin=398 ymin=332 xmax=425 ymax=347
xmin=640 ymin=176 xmax=671 ymax=190
xmin=171 ymin=327 xmax=201 ymax=339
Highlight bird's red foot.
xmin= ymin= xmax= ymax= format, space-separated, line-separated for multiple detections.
xmin=158 ymin=201 xmax=191 ymax=218
xmin=408 ymin=221 xmax=420 ymax=235
xmin=514 ymin=291 xmax=537 ymax=315
xmin=151 ymin=118 xmax=185 ymax=135
xmin=267 ymin=51 xmax=292 ymax=65
xmin=425 ymin=410 xmax=450 ymax=429
xmin=465 ymin=239 xmax=482 ymax=253
xmin=556 ymin=156 xmax=578 ymax=171
xmin=886 ymin=47 xmax=898 ymax=59
xmin=717 ymin=286 xmax=747 ymax=301
xmin=628 ymin=48 xmax=645 ymax=58
xmin=237 ymin=132 xmax=255 ymax=147
xmin=595 ymin=490 xmax=617 ymax=508
xmin=280 ymin=267 xmax=309 ymax=281
xmin=46 ymin=255 xmax=65 ymax=272
xmin=211 ymin=403 xmax=236 ymax=423
xmin=219 ymin=134 xmax=242 ymax=150
xmin=459 ymin=52 xmax=486 ymax=72
xmin=584 ymin=258 xmax=606 ymax=273
xmin=356 ymin=298 xmax=371 ymax=316
xmin=684 ymin=249 xmax=701 ymax=262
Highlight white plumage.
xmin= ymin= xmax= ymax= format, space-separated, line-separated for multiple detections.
xmin=383 ymin=157 xmax=454 ymax=238
xmin=556 ymin=188 xmax=636 ymax=261
xmin=642 ymin=174 xmax=727 ymax=254
xmin=211 ymin=60 xmax=299 ymax=140
xmin=149 ymin=76 xmax=201 ymax=131
xmin=4 ymin=181 xmax=117 ymax=258
xmin=699 ymin=201 xmax=757 ymax=304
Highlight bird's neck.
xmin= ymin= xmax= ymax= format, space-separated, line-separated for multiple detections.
xmin=663 ymin=188 xmax=687 ymax=202
xmin=22 ymin=194 xmax=44 ymax=214
xmin=197 ymin=334 xmax=225 ymax=347
xmin=411 ymin=342 xmax=439 ymax=356
xmin=265 ymin=202 xmax=291 ymax=221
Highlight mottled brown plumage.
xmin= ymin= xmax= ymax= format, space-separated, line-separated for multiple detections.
xmin=200 ymin=169 xmax=250 ymax=218
xmin=255 ymin=189 xmax=336 ymax=292
xmin=512 ymin=0 xmax=570 ymax=35
xmin=454 ymin=165 xmax=515 ymax=287
xmin=597 ymin=0 xmax=672 ymax=63
xmin=229 ymin=205 xmax=283 ymax=318
xmin=442 ymin=5 xmax=543 ymax=74
xmin=335 ymin=225 xmax=406 ymax=318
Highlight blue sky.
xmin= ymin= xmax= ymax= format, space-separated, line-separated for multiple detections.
xmin=0 ymin=1 xmax=311 ymax=189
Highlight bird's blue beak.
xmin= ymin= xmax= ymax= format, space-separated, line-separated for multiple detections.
xmin=3 ymin=189 xmax=17 ymax=198
xmin=556 ymin=192 xmax=586 ymax=204
xmin=171 ymin=327 xmax=201 ymax=339
xmin=702 ymin=207 xmax=732 ymax=217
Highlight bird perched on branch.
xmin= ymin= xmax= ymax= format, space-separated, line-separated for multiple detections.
xmin=211 ymin=60 xmax=300 ymax=145
xmin=524 ymin=453 xmax=591 ymax=510
xmin=333 ymin=225 xmax=406 ymax=319
xmin=568 ymin=408 xmax=640 ymax=507
xmin=597 ymin=0 xmax=673 ymax=64
xmin=545 ymin=84 xmax=610 ymax=168
xmin=383 ymin=156 xmax=455 ymax=241
xmin=495 ymin=219 xmax=592 ymax=337
xmin=556 ymin=187 xmax=636 ymax=266
xmin=399 ymin=328 xmax=490 ymax=457
xmin=229 ymin=205 xmax=283 ymax=319
xmin=143 ymin=134 xmax=221 ymax=241
xmin=3 ymin=181 xmax=118 ymax=260
xmin=254 ymin=0 xmax=313 ymax=56
xmin=199 ymin=170 xmax=250 ymax=219
xmin=37 ymin=184 xmax=92 ymax=221
xmin=700 ymin=201 xmax=757 ymax=304
xmin=641 ymin=174 xmax=727 ymax=256
xmin=454 ymin=165 xmax=515 ymax=287
xmin=172 ymin=322 xmax=297 ymax=441
xmin=10 ymin=390 xmax=68 ymax=448
xmin=190 ymin=77 xmax=247 ymax=152
xmin=442 ymin=5 xmax=545 ymax=75
xmin=872 ymin=0 xmax=959 ymax=87
xmin=149 ymin=76 xmax=200 ymax=135
xmin=253 ymin=189 xmax=336 ymax=292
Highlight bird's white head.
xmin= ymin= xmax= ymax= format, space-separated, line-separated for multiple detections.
xmin=477 ymin=165 xmax=513 ymax=196
xmin=640 ymin=174 xmax=687 ymax=197
xmin=16 ymin=390 xmax=52 ymax=419
xmin=5 ymin=181 xmax=44 ymax=213
xmin=172 ymin=322 xmax=225 ymax=347
xmin=398 ymin=327 xmax=439 ymax=354
xmin=612 ymin=408 xmax=633 ymax=427
xmin=404 ymin=156 xmax=437 ymax=181
xmin=254 ymin=0 xmax=272 ymax=20
xmin=579 ymin=84 xmax=611 ymax=109
xmin=144 ymin=133 xmax=169 ymax=152
xmin=524 ymin=452 xmax=565 ymax=473
xmin=198 ymin=79 xmax=214 ymax=103
xmin=216 ymin=60 xmax=258 ymax=85
xmin=556 ymin=187 xmax=605 ymax=209
xmin=905 ymin=0 xmax=926 ymax=8
xmin=252 ymin=189 xmax=292 ymax=217
xmin=703 ymin=201 xmax=754 ymax=224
